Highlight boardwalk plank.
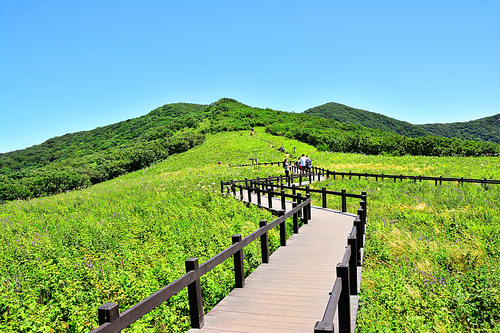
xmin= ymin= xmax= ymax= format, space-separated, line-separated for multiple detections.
xmin=188 ymin=183 xmax=361 ymax=333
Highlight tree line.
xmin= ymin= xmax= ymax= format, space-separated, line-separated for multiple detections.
xmin=1 ymin=98 xmax=499 ymax=203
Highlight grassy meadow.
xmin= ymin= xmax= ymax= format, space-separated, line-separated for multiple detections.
xmin=306 ymin=152 xmax=500 ymax=332
xmin=0 ymin=130 xmax=291 ymax=332
xmin=1 ymin=128 xmax=500 ymax=332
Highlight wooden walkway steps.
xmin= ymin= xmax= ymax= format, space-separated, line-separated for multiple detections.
xmin=188 ymin=187 xmax=362 ymax=333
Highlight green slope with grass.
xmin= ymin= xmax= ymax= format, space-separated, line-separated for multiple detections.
xmin=304 ymin=102 xmax=431 ymax=137
xmin=2 ymin=98 xmax=499 ymax=205
xmin=1 ymin=129 xmax=500 ymax=332
xmin=304 ymin=102 xmax=500 ymax=144
xmin=0 ymin=130 xmax=295 ymax=332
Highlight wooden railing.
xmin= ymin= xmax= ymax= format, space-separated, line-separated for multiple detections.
xmin=91 ymin=166 xmax=367 ymax=333
xmin=91 ymin=187 xmax=312 ymax=332
xmin=314 ymin=212 xmax=364 ymax=333
xmin=315 ymin=169 xmax=500 ymax=186
xmin=223 ymin=170 xmax=366 ymax=333
xmin=228 ymin=160 xmax=500 ymax=186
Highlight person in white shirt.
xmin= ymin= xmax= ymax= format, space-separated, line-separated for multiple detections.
xmin=299 ymin=154 xmax=307 ymax=174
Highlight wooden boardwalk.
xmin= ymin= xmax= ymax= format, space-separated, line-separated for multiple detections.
xmin=188 ymin=187 xmax=362 ymax=333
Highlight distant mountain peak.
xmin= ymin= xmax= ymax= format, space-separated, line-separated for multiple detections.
xmin=305 ymin=103 xmax=500 ymax=144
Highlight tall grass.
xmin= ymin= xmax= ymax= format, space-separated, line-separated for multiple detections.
xmin=2 ymin=129 xmax=499 ymax=332
xmin=306 ymin=151 xmax=500 ymax=332
xmin=0 ymin=131 xmax=289 ymax=332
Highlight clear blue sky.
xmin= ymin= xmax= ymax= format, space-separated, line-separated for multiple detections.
xmin=1 ymin=0 xmax=499 ymax=153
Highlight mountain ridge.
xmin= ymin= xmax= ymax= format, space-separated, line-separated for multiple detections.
xmin=304 ymin=102 xmax=500 ymax=144
xmin=2 ymin=98 xmax=499 ymax=203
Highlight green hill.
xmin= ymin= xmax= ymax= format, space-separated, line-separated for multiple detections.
xmin=1 ymin=98 xmax=499 ymax=203
xmin=303 ymin=102 xmax=431 ymax=137
xmin=421 ymin=114 xmax=500 ymax=143
xmin=1 ymin=129 xmax=499 ymax=332
xmin=304 ymin=102 xmax=500 ymax=144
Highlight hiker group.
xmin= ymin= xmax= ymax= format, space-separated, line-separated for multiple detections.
xmin=298 ymin=154 xmax=312 ymax=174
xmin=282 ymin=154 xmax=311 ymax=178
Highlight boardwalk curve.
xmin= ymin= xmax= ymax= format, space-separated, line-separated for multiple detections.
xmin=188 ymin=185 xmax=362 ymax=333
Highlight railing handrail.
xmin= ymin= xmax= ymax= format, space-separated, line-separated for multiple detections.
xmin=328 ymin=170 xmax=500 ymax=185
xmin=91 ymin=196 xmax=311 ymax=333
xmin=314 ymin=277 xmax=342 ymax=332
xmin=93 ymin=166 xmax=366 ymax=333
xmin=225 ymin=161 xmax=500 ymax=186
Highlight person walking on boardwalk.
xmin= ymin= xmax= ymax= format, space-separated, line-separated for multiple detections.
xmin=305 ymin=155 xmax=311 ymax=173
xmin=283 ymin=158 xmax=290 ymax=178
xmin=299 ymin=154 xmax=307 ymax=174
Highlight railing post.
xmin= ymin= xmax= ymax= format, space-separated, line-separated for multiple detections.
xmin=231 ymin=180 xmax=236 ymax=196
xmin=361 ymin=193 xmax=367 ymax=234
xmin=357 ymin=206 xmax=364 ymax=248
xmin=297 ymin=192 xmax=302 ymax=219
xmin=337 ymin=261 xmax=351 ymax=333
xmin=247 ymin=184 xmax=252 ymax=204
xmin=292 ymin=184 xmax=296 ymax=197
xmin=354 ymin=216 xmax=362 ymax=266
xmin=239 ymin=185 xmax=243 ymax=201
xmin=299 ymin=174 xmax=302 ymax=186
xmin=220 ymin=180 xmax=224 ymax=194
xmin=362 ymin=191 xmax=367 ymax=209
xmin=186 ymin=258 xmax=204 ymax=329
xmin=341 ymin=189 xmax=347 ymax=212
xmin=98 ymin=303 xmax=120 ymax=329
xmin=302 ymin=195 xmax=309 ymax=224
xmin=232 ymin=235 xmax=245 ymax=288
xmin=279 ymin=210 xmax=286 ymax=246
xmin=322 ymin=187 xmax=327 ymax=208
xmin=292 ymin=202 xmax=299 ymax=234
xmin=359 ymin=201 xmax=366 ymax=235
xmin=268 ymin=188 xmax=273 ymax=209
xmin=347 ymin=232 xmax=358 ymax=295
xmin=306 ymin=193 xmax=311 ymax=221
xmin=260 ymin=220 xmax=269 ymax=264
xmin=257 ymin=185 xmax=261 ymax=206
xmin=281 ymin=189 xmax=286 ymax=210
xmin=245 ymin=178 xmax=248 ymax=188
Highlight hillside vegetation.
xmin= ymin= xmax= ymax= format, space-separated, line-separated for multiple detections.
xmin=305 ymin=102 xmax=500 ymax=144
xmin=1 ymin=98 xmax=499 ymax=203
xmin=307 ymin=153 xmax=500 ymax=331
xmin=1 ymin=129 xmax=499 ymax=332
xmin=0 ymin=130 xmax=294 ymax=332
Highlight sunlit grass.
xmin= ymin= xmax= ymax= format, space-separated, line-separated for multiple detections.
xmin=2 ymin=130 xmax=500 ymax=332
xmin=305 ymin=152 xmax=500 ymax=332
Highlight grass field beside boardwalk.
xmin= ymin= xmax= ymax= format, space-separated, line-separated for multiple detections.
xmin=0 ymin=131 xmax=290 ymax=332
xmin=1 ymin=129 xmax=500 ymax=332
xmin=306 ymin=152 xmax=500 ymax=332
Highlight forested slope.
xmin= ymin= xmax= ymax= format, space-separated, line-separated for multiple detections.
xmin=305 ymin=102 xmax=500 ymax=144
xmin=2 ymin=98 xmax=499 ymax=203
